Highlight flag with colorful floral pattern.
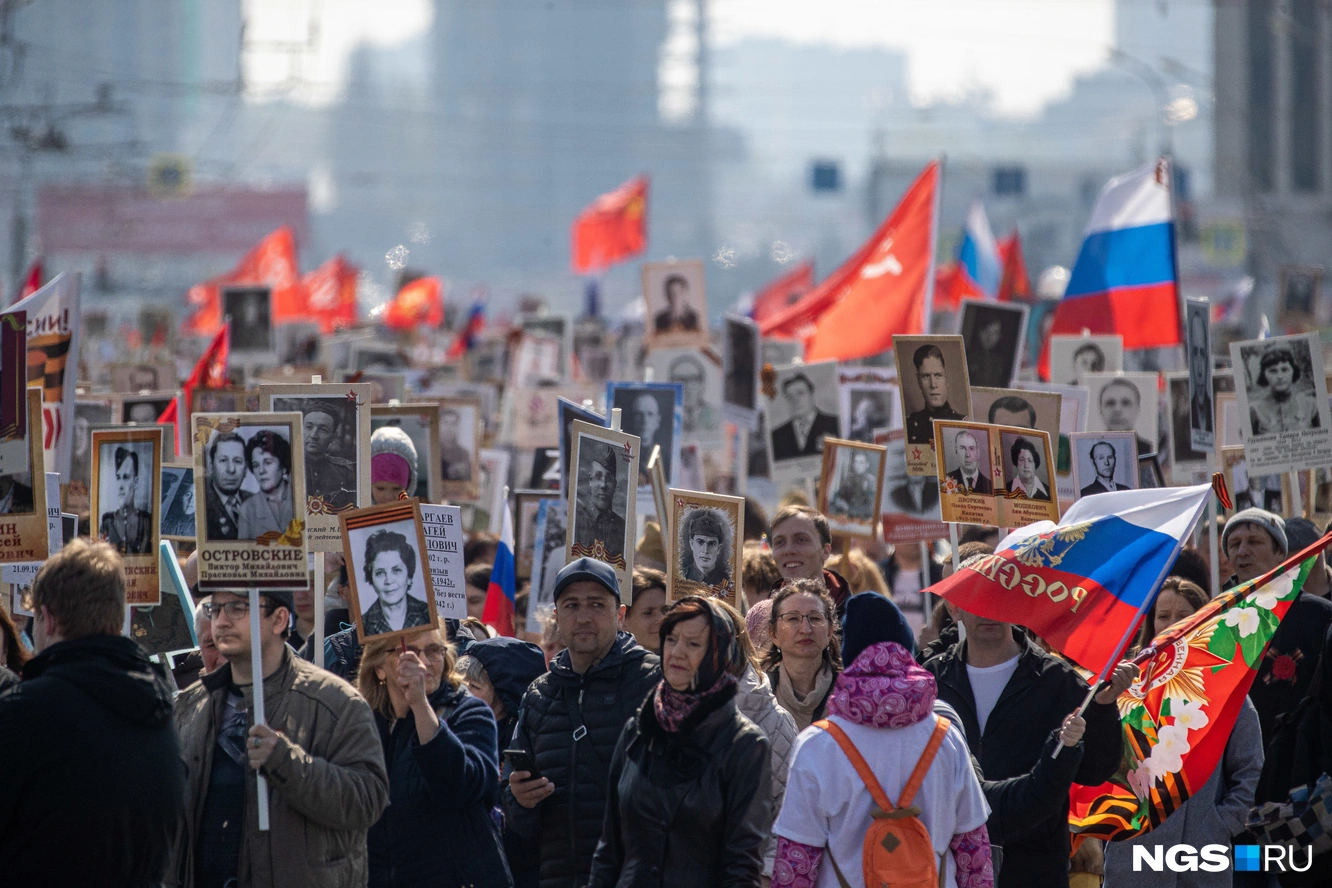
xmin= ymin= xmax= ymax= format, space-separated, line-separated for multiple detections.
xmin=1070 ymin=546 xmax=1328 ymax=842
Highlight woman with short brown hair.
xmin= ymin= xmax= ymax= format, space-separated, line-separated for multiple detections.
xmin=357 ymin=626 xmax=512 ymax=888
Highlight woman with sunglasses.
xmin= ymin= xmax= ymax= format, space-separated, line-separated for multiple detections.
xmin=357 ymin=626 xmax=511 ymax=888
xmin=762 ymin=579 xmax=843 ymax=731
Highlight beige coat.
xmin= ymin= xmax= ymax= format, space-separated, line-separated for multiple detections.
xmin=734 ymin=664 xmax=798 ymax=876
xmin=167 ymin=647 xmax=389 ymax=888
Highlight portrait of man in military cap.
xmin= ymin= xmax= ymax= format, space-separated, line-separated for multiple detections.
xmin=572 ymin=437 xmax=628 ymax=563
xmin=679 ymin=508 xmax=732 ymax=586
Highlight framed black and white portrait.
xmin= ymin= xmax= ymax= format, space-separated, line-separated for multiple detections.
xmin=91 ymin=426 xmax=162 ymax=604
xmin=1083 ymin=372 xmax=1160 ymax=460
xmin=1185 ymin=297 xmax=1214 ymax=452
xmin=958 ymin=299 xmax=1028 ymax=388
xmin=607 ymin=381 xmax=682 ymax=509
xmin=1278 ymin=265 xmax=1323 ymax=331
xmin=892 ymin=335 xmax=972 ymax=476
xmin=557 ymin=397 xmax=605 ymax=495
xmin=643 ymin=259 xmax=709 ymax=348
xmin=159 ymin=464 xmax=197 ymax=540
xmin=838 ymin=368 xmax=899 ymax=444
xmin=667 ymin=489 xmax=743 ymax=608
xmin=261 ymin=383 xmax=373 ymax=552
xmin=223 ymin=285 xmax=274 ymax=355
xmin=648 ymin=347 xmax=724 ymax=448
xmin=1048 ymin=334 xmax=1124 ymax=386
xmin=1230 ymin=332 xmax=1332 ymax=474
xmin=342 ymin=500 xmax=439 ymax=645
xmin=110 ymin=362 xmax=176 ymax=394
xmin=1069 ymin=431 xmax=1138 ymax=501
xmin=566 ymin=421 xmax=639 ymax=592
xmin=722 ymin=314 xmax=760 ymax=424
xmin=764 ymin=360 xmax=842 ymax=483
xmin=817 ymin=438 xmax=887 ymax=538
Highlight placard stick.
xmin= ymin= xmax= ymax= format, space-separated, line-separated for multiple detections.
xmin=610 ymin=408 xmax=622 ymax=432
xmin=249 ymin=587 xmax=271 ymax=831
xmin=948 ymin=523 xmax=961 ymax=573
xmin=1207 ymin=452 xmax=1220 ymax=598
xmin=313 ymin=556 xmax=326 ymax=669
xmin=918 ymin=540 xmax=934 ymax=631
xmin=1290 ymin=470 xmax=1305 ymax=519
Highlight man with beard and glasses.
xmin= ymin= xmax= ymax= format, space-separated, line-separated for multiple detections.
xmin=205 ymin=433 xmax=250 ymax=540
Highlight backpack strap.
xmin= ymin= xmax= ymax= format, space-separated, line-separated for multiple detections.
xmin=899 ymin=716 xmax=950 ymax=808
xmin=814 ymin=718 xmax=896 ymax=812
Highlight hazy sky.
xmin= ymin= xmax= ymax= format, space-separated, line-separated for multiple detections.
xmin=246 ymin=0 xmax=1114 ymax=117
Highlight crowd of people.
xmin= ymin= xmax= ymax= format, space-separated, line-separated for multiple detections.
xmin=4 ymin=484 xmax=1332 ymax=887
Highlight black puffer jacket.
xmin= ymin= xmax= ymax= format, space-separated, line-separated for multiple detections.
xmin=0 ymin=634 xmax=186 ymax=887
xmin=503 ymin=632 xmax=660 ymax=888
xmin=587 ymin=684 xmax=772 ymax=888
xmin=923 ymin=631 xmax=1121 ymax=888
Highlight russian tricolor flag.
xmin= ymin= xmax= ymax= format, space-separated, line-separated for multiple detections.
xmin=934 ymin=483 xmax=1212 ymax=674
xmin=447 ymin=298 xmax=486 ymax=360
xmin=482 ymin=500 xmax=516 ymax=636
xmin=958 ymin=201 xmax=1001 ymax=300
xmin=1050 ymin=157 xmax=1182 ymax=350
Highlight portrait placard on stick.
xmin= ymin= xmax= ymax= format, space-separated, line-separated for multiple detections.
xmin=722 ymin=314 xmax=761 ymax=430
xmin=192 ymin=412 xmax=309 ymax=592
xmin=643 ymin=259 xmax=709 ymax=349
xmin=935 ymin=420 xmax=1058 ymax=526
xmin=1184 ymin=297 xmax=1214 ymax=453
xmin=420 ymin=503 xmax=466 ymax=620
xmin=1069 ymin=431 xmax=1139 ymax=503
xmin=514 ymin=489 xmax=559 ymax=580
xmin=607 ymin=380 xmax=681 ymax=515
xmin=260 ymin=383 xmax=372 ymax=551
xmin=893 ymin=335 xmax=972 ymax=477
xmin=1229 ymin=332 xmax=1332 ymax=475
xmin=839 ymin=368 xmax=900 ymax=442
xmin=566 ymin=420 xmax=639 ymax=594
xmin=92 ymin=425 xmax=162 ymax=604
xmin=876 ymin=429 xmax=947 ymax=544
xmin=341 ymin=499 xmax=438 ymax=645
xmin=1048 ymin=333 xmax=1124 ymax=385
xmin=667 ymin=488 xmax=743 ymax=608
xmin=0 ymin=388 xmax=43 ymax=568
xmin=528 ymin=498 xmax=568 ymax=634
xmin=160 ymin=463 xmax=197 ymax=540
xmin=435 ymin=396 xmax=482 ymax=502
xmin=0 ymin=309 xmax=27 ymax=475
xmin=764 ymin=360 xmax=843 ymax=486
xmin=817 ymin=437 xmax=887 ymax=539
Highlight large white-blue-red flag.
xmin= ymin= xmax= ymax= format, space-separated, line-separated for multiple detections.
xmin=957 ymin=200 xmax=1001 ymax=300
xmin=1041 ymin=157 xmax=1182 ymax=376
xmin=482 ymin=497 xmax=517 ymax=636
xmin=932 ymin=482 xmax=1213 ymax=676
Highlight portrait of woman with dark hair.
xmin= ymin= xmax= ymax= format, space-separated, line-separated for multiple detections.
xmin=1006 ymin=435 xmax=1050 ymax=501
xmin=100 ymin=445 xmax=153 ymax=554
xmin=236 ymin=430 xmax=295 ymax=540
xmin=360 ymin=529 xmax=430 ymax=635
xmin=1247 ymin=342 xmax=1321 ymax=434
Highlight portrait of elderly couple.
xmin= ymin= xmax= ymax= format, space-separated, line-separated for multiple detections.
xmin=202 ymin=427 xmax=298 ymax=543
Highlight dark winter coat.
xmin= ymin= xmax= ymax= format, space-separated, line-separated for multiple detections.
xmin=923 ymin=631 xmax=1122 ymax=888
xmin=468 ymin=636 xmax=549 ymax=888
xmin=0 ymin=634 xmax=186 ymax=887
xmin=587 ymin=685 xmax=773 ymax=888
xmin=502 ymin=632 xmax=661 ymax=888
xmin=368 ymin=682 xmax=510 ymax=888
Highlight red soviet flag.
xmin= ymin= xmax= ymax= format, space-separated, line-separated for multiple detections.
xmin=787 ymin=160 xmax=939 ymax=361
xmin=184 ymin=227 xmax=301 ymax=335
xmin=382 ymin=276 xmax=444 ymax=331
xmin=997 ymin=231 xmax=1032 ymax=302
xmin=302 ymin=254 xmax=359 ymax=333
xmin=571 ymin=175 xmax=648 ymax=273
xmin=750 ymin=260 xmax=815 ymax=326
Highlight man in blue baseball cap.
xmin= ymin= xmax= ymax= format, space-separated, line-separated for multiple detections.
xmin=503 ymin=557 xmax=661 ymax=888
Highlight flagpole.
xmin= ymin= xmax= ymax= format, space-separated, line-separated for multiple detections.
xmin=1053 ymin=492 xmax=1212 ymax=759
xmin=1208 ymin=451 xmax=1221 ymax=598
xmin=921 ymin=154 xmax=944 ymax=330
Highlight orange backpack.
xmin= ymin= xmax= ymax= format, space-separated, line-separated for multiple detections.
xmin=813 ymin=716 xmax=950 ymax=888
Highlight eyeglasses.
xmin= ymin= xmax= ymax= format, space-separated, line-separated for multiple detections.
xmin=201 ymin=600 xmax=275 ymax=621
xmin=778 ymin=612 xmax=829 ymax=629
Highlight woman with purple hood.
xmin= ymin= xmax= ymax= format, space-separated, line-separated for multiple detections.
xmin=773 ymin=590 xmax=995 ymax=888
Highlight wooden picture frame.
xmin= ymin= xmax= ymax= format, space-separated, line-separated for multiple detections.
xmin=667 ymin=488 xmax=744 ymax=608
xmin=92 ymin=425 xmax=163 ymax=604
xmin=340 ymin=499 xmax=439 ymax=645
xmin=817 ymin=437 xmax=887 ymax=539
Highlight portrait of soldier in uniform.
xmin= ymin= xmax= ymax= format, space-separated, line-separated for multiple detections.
xmin=679 ymin=509 xmax=732 ymax=586
xmin=572 ymin=439 xmax=627 ymax=562
xmin=100 ymin=445 xmax=153 ymax=555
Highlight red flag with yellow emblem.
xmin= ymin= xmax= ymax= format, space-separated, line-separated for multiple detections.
xmin=571 ymin=175 xmax=648 ymax=273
